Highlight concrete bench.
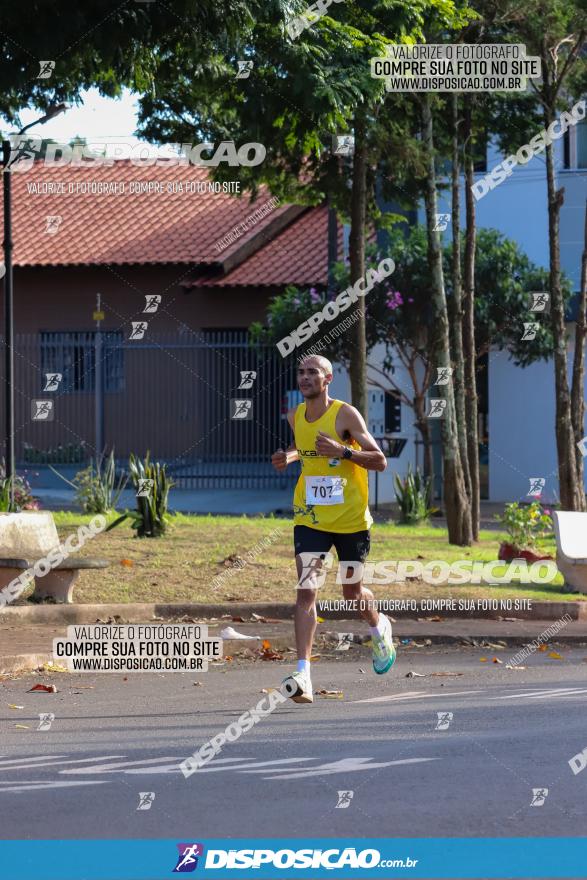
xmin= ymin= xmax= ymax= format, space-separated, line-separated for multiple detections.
xmin=0 ymin=512 xmax=109 ymax=604
xmin=553 ymin=511 xmax=587 ymax=594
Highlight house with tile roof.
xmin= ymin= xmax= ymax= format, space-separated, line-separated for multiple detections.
xmin=0 ymin=158 xmax=413 ymax=501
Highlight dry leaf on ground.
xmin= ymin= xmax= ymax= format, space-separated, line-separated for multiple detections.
xmin=38 ymin=662 xmax=68 ymax=673
xmin=260 ymin=639 xmax=283 ymax=661
xmin=315 ymin=689 xmax=343 ymax=699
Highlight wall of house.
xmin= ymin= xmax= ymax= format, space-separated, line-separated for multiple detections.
xmin=488 ymin=334 xmax=587 ymax=503
xmin=0 ymin=266 xmax=284 ymax=462
xmin=2 ymin=266 xmax=274 ymax=333
xmin=560 ymin=169 xmax=587 ymax=289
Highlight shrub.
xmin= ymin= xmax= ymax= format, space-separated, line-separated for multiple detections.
xmin=51 ymin=450 xmax=127 ymax=513
xmin=496 ymin=502 xmax=553 ymax=550
xmin=0 ymin=460 xmax=39 ymax=512
xmin=394 ymin=465 xmax=436 ymax=524
xmin=23 ymin=441 xmax=87 ymax=464
xmin=107 ymin=452 xmax=174 ymax=538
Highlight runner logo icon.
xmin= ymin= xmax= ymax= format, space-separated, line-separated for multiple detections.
xmin=173 ymin=843 xmax=204 ymax=872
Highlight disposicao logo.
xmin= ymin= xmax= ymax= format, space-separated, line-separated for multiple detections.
xmin=173 ymin=843 xmax=204 ymax=872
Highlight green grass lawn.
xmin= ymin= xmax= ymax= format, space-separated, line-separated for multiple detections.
xmin=18 ymin=511 xmax=573 ymax=606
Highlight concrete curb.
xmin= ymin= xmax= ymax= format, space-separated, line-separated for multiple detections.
xmin=0 ymin=652 xmax=53 ymax=675
xmin=1 ymin=599 xmax=586 ymax=624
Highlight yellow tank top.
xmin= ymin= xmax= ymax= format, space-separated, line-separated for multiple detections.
xmin=293 ymin=399 xmax=373 ymax=533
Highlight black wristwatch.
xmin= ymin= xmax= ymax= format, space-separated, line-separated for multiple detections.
xmin=342 ymin=447 xmax=353 ymax=460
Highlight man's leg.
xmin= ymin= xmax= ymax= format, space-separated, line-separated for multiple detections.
xmin=285 ymin=526 xmax=334 ymax=703
xmin=294 ymin=552 xmax=320 ymax=661
xmin=341 ymin=569 xmax=378 ymax=627
xmin=336 ymin=530 xmax=377 ymax=624
xmin=335 ymin=531 xmax=396 ymax=676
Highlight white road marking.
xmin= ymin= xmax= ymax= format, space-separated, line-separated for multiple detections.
xmin=0 ymin=755 xmax=69 ymax=767
xmin=0 ymin=780 xmax=107 ymax=793
xmin=0 ymin=755 xmax=124 ymax=772
xmin=178 ymin=758 xmax=310 ymax=775
xmin=62 ymin=756 xmax=187 ymax=775
xmin=0 ymin=751 xmax=440 ymax=790
xmin=263 ymin=757 xmax=439 ymax=780
xmin=351 ymin=690 xmax=482 ymax=704
xmin=62 ymin=756 xmax=256 ymax=775
xmin=494 ymin=687 xmax=587 ymax=700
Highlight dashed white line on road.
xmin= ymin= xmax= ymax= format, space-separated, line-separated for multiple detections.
xmin=350 ymin=690 xmax=482 ymax=704
xmin=493 ymin=687 xmax=587 ymax=700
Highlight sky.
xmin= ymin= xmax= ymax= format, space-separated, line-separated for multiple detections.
xmin=17 ymin=87 xmax=141 ymax=144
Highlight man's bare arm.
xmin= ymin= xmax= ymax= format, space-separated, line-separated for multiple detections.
xmin=285 ymin=410 xmax=299 ymax=463
xmin=271 ymin=410 xmax=299 ymax=471
xmin=315 ymin=405 xmax=387 ymax=472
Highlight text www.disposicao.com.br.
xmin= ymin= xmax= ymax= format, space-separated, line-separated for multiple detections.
xmin=71 ymin=657 xmax=203 ymax=671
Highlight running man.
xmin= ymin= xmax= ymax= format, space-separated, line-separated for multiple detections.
xmin=271 ymin=355 xmax=396 ymax=704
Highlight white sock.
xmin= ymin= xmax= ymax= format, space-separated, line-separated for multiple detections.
xmin=297 ymin=659 xmax=311 ymax=676
xmin=370 ymin=616 xmax=388 ymax=638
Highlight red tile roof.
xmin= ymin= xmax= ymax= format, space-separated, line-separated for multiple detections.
xmin=183 ymin=205 xmax=333 ymax=289
xmin=3 ymin=160 xmax=325 ymax=283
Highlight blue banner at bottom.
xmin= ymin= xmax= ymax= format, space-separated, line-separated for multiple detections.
xmin=2 ymin=837 xmax=587 ymax=879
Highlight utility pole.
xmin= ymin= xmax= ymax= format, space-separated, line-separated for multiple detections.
xmin=93 ymin=293 xmax=105 ymax=461
xmin=2 ymin=140 xmax=14 ymax=507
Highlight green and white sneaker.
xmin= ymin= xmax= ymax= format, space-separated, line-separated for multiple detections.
xmin=371 ymin=615 xmax=397 ymax=675
xmin=282 ymin=671 xmax=313 ymax=704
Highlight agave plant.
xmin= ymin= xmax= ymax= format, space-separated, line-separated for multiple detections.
xmin=107 ymin=452 xmax=175 ymax=538
xmin=52 ymin=450 xmax=127 ymax=514
xmin=394 ymin=465 xmax=436 ymax=525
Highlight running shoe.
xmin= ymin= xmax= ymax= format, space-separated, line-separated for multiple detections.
xmin=371 ymin=615 xmax=397 ymax=675
xmin=282 ymin=671 xmax=313 ymax=703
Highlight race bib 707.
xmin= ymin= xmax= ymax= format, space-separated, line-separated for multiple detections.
xmin=305 ymin=476 xmax=345 ymax=505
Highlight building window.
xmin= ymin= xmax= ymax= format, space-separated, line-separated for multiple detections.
xmin=577 ymin=120 xmax=587 ymax=168
xmin=564 ymin=118 xmax=587 ymax=169
xmin=40 ymin=331 xmax=124 ymax=393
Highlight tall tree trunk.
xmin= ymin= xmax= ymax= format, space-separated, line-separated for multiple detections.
xmin=449 ymin=94 xmax=471 ymax=502
xmin=420 ymin=94 xmax=472 ymax=546
xmin=544 ymin=88 xmax=581 ymax=509
xmin=462 ymin=96 xmax=480 ymax=540
xmin=571 ymin=199 xmax=587 ymax=510
xmin=348 ymin=110 xmax=368 ymax=418
xmin=414 ymin=396 xmax=434 ymax=482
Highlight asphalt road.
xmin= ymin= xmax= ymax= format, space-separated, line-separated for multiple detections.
xmin=1 ymin=643 xmax=587 ymax=848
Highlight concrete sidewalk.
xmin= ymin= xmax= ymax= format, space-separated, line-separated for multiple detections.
xmin=2 ymin=616 xmax=586 ymax=675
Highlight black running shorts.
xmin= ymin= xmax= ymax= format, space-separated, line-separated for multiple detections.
xmin=293 ymin=525 xmax=371 ymax=565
